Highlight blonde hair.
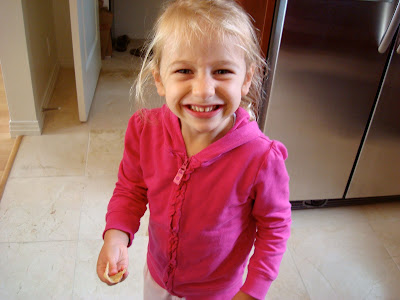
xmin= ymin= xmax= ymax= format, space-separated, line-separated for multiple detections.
xmin=133 ymin=0 xmax=266 ymax=121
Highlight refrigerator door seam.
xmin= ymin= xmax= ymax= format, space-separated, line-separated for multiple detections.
xmin=343 ymin=29 xmax=398 ymax=199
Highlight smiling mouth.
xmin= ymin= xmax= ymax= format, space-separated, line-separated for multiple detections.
xmin=188 ymin=105 xmax=220 ymax=112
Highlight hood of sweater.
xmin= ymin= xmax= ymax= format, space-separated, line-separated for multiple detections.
xmin=160 ymin=104 xmax=263 ymax=166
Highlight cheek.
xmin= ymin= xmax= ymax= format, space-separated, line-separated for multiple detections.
xmin=164 ymin=98 xmax=178 ymax=115
xmin=167 ymin=83 xmax=189 ymax=101
xmin=164 ymin=90 xmax=181 ymax=108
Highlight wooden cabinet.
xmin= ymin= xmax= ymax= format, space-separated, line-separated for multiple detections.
xmin=237 ymin=0 xmax=276 ymax=57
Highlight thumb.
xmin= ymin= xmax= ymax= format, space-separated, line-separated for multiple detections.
xmin=104 ymin=260 xmax=128 ymax=284
xmin=106 ymin=260 xmax=119 ymax=276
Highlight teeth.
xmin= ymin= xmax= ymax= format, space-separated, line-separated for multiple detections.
xmin=190 ymin=105 xmax=217 ymax=112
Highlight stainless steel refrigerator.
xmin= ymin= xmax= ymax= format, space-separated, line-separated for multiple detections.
xmin=260 ymin=0 xmax=400 ymax=206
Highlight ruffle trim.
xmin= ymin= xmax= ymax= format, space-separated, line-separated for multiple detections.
xmin=164 ymin=160 xmax=198 ymax=290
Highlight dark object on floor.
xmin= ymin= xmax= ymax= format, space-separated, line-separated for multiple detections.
xmin=99 ymin=4 xmax=113 ymax=59
xmin=130 ymin=47 xmax=153 ymax=58
xmin=115 ymin=35 xmax=130 ymax=52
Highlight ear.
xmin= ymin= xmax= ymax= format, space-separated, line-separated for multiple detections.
xmin=152 ymin=70 xmax=166 ymax=97
xmin=241 ymin=64 xmax=255 ymax=97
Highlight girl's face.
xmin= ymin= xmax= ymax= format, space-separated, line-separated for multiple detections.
xmin=153 ymin=35 xmax=254 ymax=143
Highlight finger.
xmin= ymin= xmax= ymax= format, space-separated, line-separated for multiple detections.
xmin=96 ymin=253 xmax=109 ymax=277
xmin=97 ymin=265 xmax=114 ymax=285
xmin=107 ymin=261 xmax=119 ymax=276
xmin=120 ymin=270 xmax=129 ymax=282
xmin=98 ymin=260 xmax=119 ymax=285
xmin=97 ymin=263 xmax=108 ymax=283
xmin=98 ymin=271 xmax=114 ymax=285
xmin=116 ymin=262 xmax=128 ymax=273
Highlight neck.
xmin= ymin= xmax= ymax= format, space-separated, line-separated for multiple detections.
xmin=181 ymin=115 xmax=235 ymax=157
xmin=182 ymin=132 xmax=217 ymax=157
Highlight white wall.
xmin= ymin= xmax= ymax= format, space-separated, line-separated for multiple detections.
xmin=22 ymin=0 xmax=59 ymax=131
xmin=113 ymin=0 xmax=165 ymax=39
xmin=0 ymin=0 xmax=73 ymax=136
xmin=52 ymin=0 xmax=74 ymax=67
xmin=0 ymin=0 xmax=41 ymax=136
xmin=0 ymin=0 xmax=63 ymax=136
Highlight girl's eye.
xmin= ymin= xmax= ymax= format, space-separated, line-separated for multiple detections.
xmin=176 ymin=69 xmax=192 ymax=74
xmin=215 ymin=69 xmax=231 ymax=75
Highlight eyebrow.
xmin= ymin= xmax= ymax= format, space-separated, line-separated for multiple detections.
xmin=168 ymin=60 xmax=191 ymax=68
xmin=168 ymin=60 xmax=241 ymax=69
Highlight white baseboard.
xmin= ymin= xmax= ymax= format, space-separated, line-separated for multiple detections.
xmin=9 ymin=120 xmax=41 ymax=137
xmin=9 ymin=62 xmax=60 ymax=137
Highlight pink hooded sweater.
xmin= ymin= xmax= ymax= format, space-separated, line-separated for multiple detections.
xmin=104 ymin=105 xmax=291 ymax=299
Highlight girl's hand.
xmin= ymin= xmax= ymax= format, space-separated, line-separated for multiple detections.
xmin=232 ymin=291 xmax=257 ymax=300
xmin=97 ymin=229 xmax=130 ymax=285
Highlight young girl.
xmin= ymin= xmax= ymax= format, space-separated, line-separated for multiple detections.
xmin=96 ymin=0 xmax=291 ymax=299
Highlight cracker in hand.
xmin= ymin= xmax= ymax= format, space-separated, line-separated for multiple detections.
xmin=104 ymin=262 xmax=126 ymax=284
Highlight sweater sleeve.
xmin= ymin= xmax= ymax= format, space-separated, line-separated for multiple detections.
xmin=241 ymin=141 xmax=291 ymax=299
xmin=103 ymin=112 xmax=148 ymax=247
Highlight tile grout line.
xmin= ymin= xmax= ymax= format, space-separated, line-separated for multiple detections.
xmin=360 ymin=205 xmax=399 ymax=265
xmin=394 ymin=256 xmax=400 ymax=273
xmin=350 ymin=205 xmax=400 ymax=294
xmin=72 ymin=129 xmax=92 ymax=296
xmin=84 ymin=129 xmax=92 ymax=177
xmin=71 ymin=190 xmax=85 ymax=299
xmin=0 ymin=238 xmax=104 ymax=245
xmin=287 ymin=246 xmax=313 ymax=300
xmin=390 ymin=255 xmax=400 ymax=275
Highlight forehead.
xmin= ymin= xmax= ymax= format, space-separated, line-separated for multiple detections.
xmin=160 ymin=34 xmax=245 ymax=65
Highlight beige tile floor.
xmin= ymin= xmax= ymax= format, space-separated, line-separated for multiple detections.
xmin=0 ymin=45 xmax=400 ymax=299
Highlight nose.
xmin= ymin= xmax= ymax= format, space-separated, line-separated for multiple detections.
xmin=192 ymin=73 xmax=215 ymax=100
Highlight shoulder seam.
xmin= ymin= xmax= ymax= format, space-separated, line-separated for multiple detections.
xmin=251 ymin=140 xmax=275 ymax=189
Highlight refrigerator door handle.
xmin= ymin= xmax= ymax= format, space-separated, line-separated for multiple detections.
xmin=378 ymin=2 xmax=400 ymax=53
